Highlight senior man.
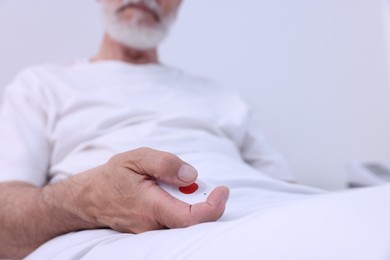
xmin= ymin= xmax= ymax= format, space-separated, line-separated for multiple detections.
xmin=1 ymin=0 xmax=389 ymax=259
xmin=0 ymin=0 xmax=292 ymax=256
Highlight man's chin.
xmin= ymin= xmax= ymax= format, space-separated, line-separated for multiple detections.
xmin=102 ymin=10 xmax=175 ymax=50
xmin=106 ymin=28 xmax=167 ymax=50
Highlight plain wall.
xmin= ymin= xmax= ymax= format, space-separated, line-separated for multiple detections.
xmin=1 ymin=0 xmax=390 ymax=190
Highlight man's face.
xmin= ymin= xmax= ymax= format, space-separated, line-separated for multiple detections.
xmin=100 ymin=0 xmax=182 ymax=50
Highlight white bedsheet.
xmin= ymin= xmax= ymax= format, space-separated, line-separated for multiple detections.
xmin=27 ymin=184 xmax=390 ymax=260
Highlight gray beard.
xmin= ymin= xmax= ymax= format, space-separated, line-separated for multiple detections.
xmin=101 ymin=1 xmax=175 ymax=50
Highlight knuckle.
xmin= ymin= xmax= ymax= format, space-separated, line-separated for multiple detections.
xmin=156 ymin=152 xmax=180 ymax=172
xmin=134 ymin=147 xmax=153 ymax=155
xmin=108 ymin=153 xmax=123 ymax=165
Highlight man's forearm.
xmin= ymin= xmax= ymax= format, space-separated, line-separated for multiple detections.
xmin=0 ymin=181 xmax=95 ymax=259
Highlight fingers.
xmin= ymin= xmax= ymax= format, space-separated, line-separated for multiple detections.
xmin=114 ymin=147 xmax=198 ymax=186
xmin=186 ymin=186 xmax=230 ymax=224
xmin=153 ymin=186 xmax=230 ymax=229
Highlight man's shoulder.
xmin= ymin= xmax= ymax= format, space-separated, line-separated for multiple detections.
xmin=4 ymin=61 xmax=79 ymax=98
xmin=16 ymin=61 xmax=79 ymax=78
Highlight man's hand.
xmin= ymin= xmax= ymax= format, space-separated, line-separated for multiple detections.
xmin=44 ymin=147 xmax=230 ymax=233
xmin=0 ymin=147 xmax=229 ymax=259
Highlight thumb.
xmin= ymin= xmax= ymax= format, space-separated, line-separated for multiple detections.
xmin=116 ymin=147 xmax=198 ymax=186
xmin=153 ymin=185 xmax=230 ymax=228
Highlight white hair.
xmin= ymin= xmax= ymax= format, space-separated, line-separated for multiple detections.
xmin=101 ymin=0 xmax=176 ymax=50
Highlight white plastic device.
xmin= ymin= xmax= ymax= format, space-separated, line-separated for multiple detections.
xmin=158 ymin=180 xmax=215 ymax=205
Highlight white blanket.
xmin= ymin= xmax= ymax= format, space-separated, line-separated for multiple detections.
xmin=27 ymin=185 xmax=390 ymax=260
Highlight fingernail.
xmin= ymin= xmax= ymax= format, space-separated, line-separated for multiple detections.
xmin=178 ymin=164 xmax=197 ymax=182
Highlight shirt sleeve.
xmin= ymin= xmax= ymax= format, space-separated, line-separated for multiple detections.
xmin=0 ymin=71 xmax=51 ymax=187
xmin=240 ymin=111 xmax=295 ymax=182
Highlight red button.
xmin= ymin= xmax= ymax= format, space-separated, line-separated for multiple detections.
xmin=179 ymin=183 xmax=199 ymax=194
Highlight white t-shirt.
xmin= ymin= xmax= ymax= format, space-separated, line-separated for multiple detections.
xmin=0 ymin=60 xmax=296 ymax=187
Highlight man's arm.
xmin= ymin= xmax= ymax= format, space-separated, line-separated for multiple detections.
xmin=0 ymin=181 xmax=95 ymax=258
xmin=0 ymin=148 xmax=229 ymax=259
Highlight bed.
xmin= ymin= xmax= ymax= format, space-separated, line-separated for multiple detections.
xmin=27 ymin=183 xmax=390 ymax=260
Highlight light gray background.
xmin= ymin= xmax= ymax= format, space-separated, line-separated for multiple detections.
xmin=1 ymin=0 xmax=389 ymax=190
